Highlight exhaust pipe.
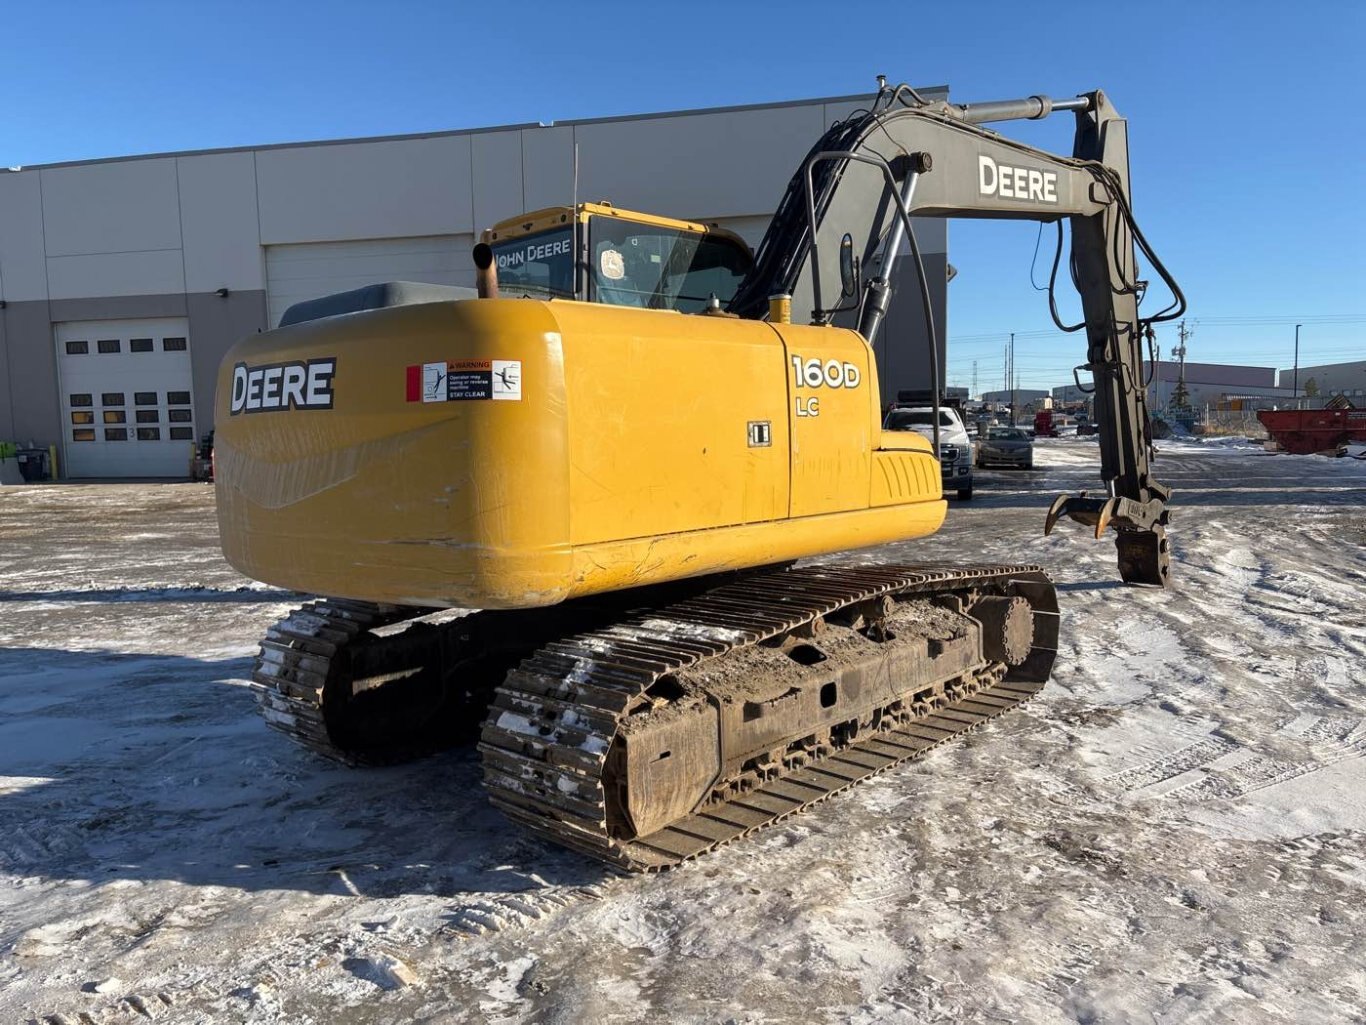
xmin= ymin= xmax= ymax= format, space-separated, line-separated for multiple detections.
xmin=472 ymin=243 xmax=499 ymax=299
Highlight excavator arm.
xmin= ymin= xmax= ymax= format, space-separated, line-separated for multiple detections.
xmin=732 ymin=85 xmax=1183 ymax=586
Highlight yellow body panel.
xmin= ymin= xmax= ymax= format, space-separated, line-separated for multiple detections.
xmin=553 ymin=305 xmax=789 ymax=543
xmin=215 ymin=298 xmax=945 ymax=609
xmin=773 ymin=327 xmax=875 ymax=517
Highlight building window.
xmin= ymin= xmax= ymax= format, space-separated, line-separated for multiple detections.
xmin=70 ymin=393 xmax=93 ymax=407
xmin=71 ymin=411 xmax=95 ymax=425
xmin=134 ymin=392 xmax=158 ymax=406
xmin=101 ymin=393 xmax=125 ymax=406
xmin=104 ymin=428 xmax=129 ymax=441
xmin=136 ymin=427 xmax=161 ymax=441
xmin=73 ymin=429 xmax=96 ymax=442
xmin=163 ymin=337 xmax=188 ymax=352
xmin=135 ymin=410 xmax=159 ymax=424
xmin=169 ymin=427 xmax=194 ymax=440
xmin=167 ymin=390 xmax=191 ymax=405
xmin=168 ymin=408 xmax=193 ymax=423
xmin=130 ymin=338 xmax=154 ymax=353
xmin=103 ymin=410 xmax=127 ymax=424
xmin=97 ymin=339 xmax=121 ymax=354
xmin=65 ymin=340 xmax=89 ymax=355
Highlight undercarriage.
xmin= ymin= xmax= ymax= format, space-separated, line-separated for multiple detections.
xmin=253 ymin=562 xmax=1058 ymax=869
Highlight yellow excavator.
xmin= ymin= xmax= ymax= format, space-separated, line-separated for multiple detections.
xmin=215 ymin=82 xmax=1183 ymax=870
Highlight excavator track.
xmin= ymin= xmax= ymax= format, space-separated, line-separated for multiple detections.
xmin=253 ymin=598 xmax=424 ymax=763
xmin=478 ymin=562 xmax=1058 ymax=871
xmin=250 ymin=575 xmax=766 ymax=764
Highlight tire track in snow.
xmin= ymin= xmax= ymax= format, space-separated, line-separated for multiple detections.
xmin=1102 ymin=737 xmax=1240 ymax=797
xmin=442 ymin=883 xmax=609 ymax=937
xmin=1105 ymin=715 xmax=1366 ymax=805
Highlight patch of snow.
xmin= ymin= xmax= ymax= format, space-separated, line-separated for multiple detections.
xmin=1 ymin=457 xmax=1364 ymax=1024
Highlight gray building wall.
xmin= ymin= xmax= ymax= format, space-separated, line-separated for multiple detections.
xmin=981 ymin=388 xmax=1048 ymax=406
xmin=873 ymin=253 xmax=950 ymax=407
xmin=1155 ymin=361 xmax=1275 ymax=389
xmin=0 ymin=88 xmax=950 ymax=470
xmin=1053 ymin=361 xmax=1302 ymax=410
xmin=1148 ymin=361 xmax=1293 ymax=409
xmin=1276 ymin=360 xmax=1366 ymax=397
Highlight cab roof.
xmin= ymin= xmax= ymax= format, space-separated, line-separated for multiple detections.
xmin=482 ymin=202 xmax=719 ymax=244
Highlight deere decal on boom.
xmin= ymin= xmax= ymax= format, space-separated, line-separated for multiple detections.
xmin=215 ymin=81 xmax=1183 ymax=869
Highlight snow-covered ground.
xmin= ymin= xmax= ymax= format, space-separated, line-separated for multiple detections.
xmin=2 ymin=439 xmax=1364 ymax=1025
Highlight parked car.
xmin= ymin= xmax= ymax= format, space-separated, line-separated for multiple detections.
xmin=976 ymin=426 xmax=1034 ymax=469
xmin=884 ymin=406 xmax=974 ymax=500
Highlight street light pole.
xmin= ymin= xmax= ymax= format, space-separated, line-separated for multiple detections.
xmin=1009 ymin=332 xmax=1016 ymax=426
xmin=1293 ymin=323 xmax=1302 ymax=402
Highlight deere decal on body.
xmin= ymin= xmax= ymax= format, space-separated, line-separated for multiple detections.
xmin=229 ymin=358 xmax=336 ymax=414
xmin=977 ymin=154 xmax=1058 ymax=203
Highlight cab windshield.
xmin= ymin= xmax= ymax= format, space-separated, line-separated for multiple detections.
xmin=589 ymin=217 xmax=751 ymax=313
xmin=488 ymin=228 xmax=575 ymax=299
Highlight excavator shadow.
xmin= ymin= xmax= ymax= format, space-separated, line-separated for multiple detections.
xmin=0 ymin=646 xmax=612 ymax=900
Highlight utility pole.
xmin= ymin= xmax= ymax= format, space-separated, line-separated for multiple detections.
xmin=1172 ymin=319 xmax=1191 ymax=408
xmin=972 ymin=360 xmax=978 ymax=400
xmin=1293 ymin=323 xmax=1302 ymax=401
xmin=1003 ymin=338 xmax=1009 ymax=419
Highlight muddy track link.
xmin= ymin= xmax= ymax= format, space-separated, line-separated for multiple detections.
xmin=479 ymin=562 xmax=1058 ymax=871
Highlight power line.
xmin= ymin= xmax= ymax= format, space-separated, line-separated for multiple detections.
xmin=948 ymin=314 xmax=1364 ymax=345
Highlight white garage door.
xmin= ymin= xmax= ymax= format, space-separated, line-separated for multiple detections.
xmin=56 ymin=318 xmax=197 ymax=479
xmin=265 ymin=235 xmax=476 ymax=328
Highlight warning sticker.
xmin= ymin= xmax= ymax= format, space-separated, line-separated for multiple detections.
xmin=406 ymin=360 xmax=522 ymax=402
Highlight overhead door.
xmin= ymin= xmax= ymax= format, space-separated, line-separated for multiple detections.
xmin=265 ymin=235 xmax=475 ymax=328
xmin=56 ymin=318 xmax=197 ymax=479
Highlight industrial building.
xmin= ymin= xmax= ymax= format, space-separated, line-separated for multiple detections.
xmin=1145 ymin=360 xmax=1292 ymax=408
xmin=1277 ymin=360 xmax=1366 ymax=401
xmin=0 ymin=88 xmax=949 ymax=479
xmin=981 ymin=388 xmax=1049 ymax=408
xmin=1054 ymin=360 xmax=1295 ymax=409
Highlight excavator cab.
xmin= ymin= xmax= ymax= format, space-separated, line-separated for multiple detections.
xmin=482 ymin=202 xmax=752 ymax=312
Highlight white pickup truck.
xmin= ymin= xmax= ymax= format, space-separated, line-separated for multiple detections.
xmin=883 ymin=405 xmax=975 ymax=500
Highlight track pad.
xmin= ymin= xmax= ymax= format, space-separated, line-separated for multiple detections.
xmin=619 ymin=702 xmax=720 ymax=838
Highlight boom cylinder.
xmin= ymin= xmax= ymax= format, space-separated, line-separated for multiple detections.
xmin=954 ymin=94 xmax=1092 ymax=124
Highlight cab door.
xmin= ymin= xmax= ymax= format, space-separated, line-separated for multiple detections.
xmin=769 ymin=325 xmax=875 ymax=517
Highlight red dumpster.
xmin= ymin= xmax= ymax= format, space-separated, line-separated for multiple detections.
xmin=1257 ymin=407 xmax=1366 ymax=454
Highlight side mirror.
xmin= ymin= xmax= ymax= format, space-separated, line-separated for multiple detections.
xmin=839 ymin=233 xmax=859 ymax=297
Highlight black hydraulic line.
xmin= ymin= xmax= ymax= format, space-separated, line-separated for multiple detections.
xmin=1047 ymin=222 xmax=1086 ymax=333
xmin=903 ymin=206 xmax=942 ymax=460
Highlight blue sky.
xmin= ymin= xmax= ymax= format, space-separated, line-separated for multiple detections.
xmin=4 ymin=0 xmax=1361 ymax=389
